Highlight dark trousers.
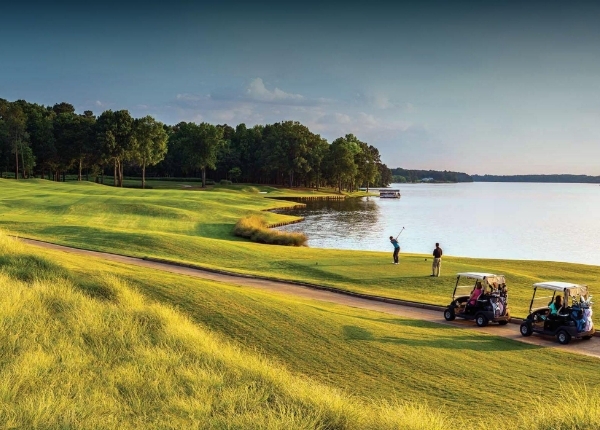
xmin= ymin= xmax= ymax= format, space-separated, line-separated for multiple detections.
xmin=393 ymin=248 xmax=399 ymax=263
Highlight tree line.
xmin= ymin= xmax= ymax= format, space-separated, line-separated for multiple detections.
xmin=472 ymin=174 xmax=600 ymax=183
xmin=390 ymin=168 xmax=473 ymax=183
xmin=0 ymin=98 xmax=392 ymax=191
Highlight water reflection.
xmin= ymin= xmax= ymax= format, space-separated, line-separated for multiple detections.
xmin=276 ymin=197 xmax=380 ymax=248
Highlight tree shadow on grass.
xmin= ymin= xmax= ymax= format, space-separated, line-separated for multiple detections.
xmin=341 ymin=323 xmax=542 ymax=352
xmin=195 ymin=223 xmax=239 ymax=239
xmin=375 ymin=334 xmax=541 ymax=352
xmin=343 ymin=325 xmax=375 ymax=341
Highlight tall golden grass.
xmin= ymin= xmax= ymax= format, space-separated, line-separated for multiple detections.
xmin=234 ymin=215 xmax=307 ymax=246
xmin=515 ymin=384 xmax=600 ymax=429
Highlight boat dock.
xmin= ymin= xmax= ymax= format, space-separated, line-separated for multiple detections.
xmin=379 ymin=189 xmax=401 ymax=198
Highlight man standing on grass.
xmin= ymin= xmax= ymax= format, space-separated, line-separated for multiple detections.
xmin=389 ymin=236 xmax=400 ymax=264
xmin=431 ymin=243 xmax=442 ymax=276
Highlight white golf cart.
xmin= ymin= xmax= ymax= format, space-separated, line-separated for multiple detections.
xmin=443 ymin=272 xmax=510 ymax=327
xmin=520 ymin=281 xmax=595 ymax=344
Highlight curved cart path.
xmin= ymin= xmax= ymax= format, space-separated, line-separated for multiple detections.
xmin=20 ymin=237 xmax=600 ymax=360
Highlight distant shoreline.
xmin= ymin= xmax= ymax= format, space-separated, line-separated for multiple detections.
xmin=472 ymin=174 xmax=600 ymax=184
xmin=391 ymin=168 xmax=600 ymax=184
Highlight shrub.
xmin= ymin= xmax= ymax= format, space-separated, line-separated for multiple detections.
xmin=234 ymin=215 xmax=307 ymax=246
xmin=220 ymin=179 xmax=232 ymax=185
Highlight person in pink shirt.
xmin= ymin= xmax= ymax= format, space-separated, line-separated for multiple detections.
xmin=468 ymin=283 xmax=483 ymax=306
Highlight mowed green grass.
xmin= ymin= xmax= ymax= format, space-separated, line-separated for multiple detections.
xmin=16 ymin=234 xmax=600 ymax=426
xmin=1 ymin=179 xmax=600 ymax=322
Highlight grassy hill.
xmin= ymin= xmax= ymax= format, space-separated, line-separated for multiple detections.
xmin=0 ymin=232 xmax=459 ymax=429
xmin=3 ymin=232 xmax=600 ymax=429
xmin=1 ymin=179 xmax=599 ymax=322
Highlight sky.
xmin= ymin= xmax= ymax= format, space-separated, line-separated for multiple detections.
xmin=1 ymin=0 xmax=599 ymax=175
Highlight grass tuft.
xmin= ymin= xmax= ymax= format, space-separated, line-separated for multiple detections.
xmin=234 ymin=215 xmax=307 ymax=246
xmin=517 ymin=384 xmax=600 ymax=429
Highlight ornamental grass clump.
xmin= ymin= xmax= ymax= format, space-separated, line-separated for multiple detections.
xmin=234 ymin=215 xmax=307 ymax=246
xmin=513 ymin=383 xmax=600 ymax=430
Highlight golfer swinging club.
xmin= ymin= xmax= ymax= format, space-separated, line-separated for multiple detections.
xmin=389 ymin=228 xmax=403 ymax=265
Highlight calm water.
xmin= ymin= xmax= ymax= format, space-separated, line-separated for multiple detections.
xmin=276 ymin=183 xmax=600 ymax=265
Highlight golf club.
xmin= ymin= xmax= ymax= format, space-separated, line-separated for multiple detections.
xmin=395 ymin=227 xmax=405 ymax=240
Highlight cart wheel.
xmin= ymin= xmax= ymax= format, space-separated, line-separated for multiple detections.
xmin=443 ymin=309 xmax=455 ymax=321
xmin=582 ymin=335 xmax=593 ymax=340
xmin=475 ymin=314 xmax=488 ymax=327
xmin=520 ymin=322 xmax=533 ymax=337
xmin=498 ymin=320 xmax=509 ymax=326
xmin=557 ymin=330 xmax=571 ymax=345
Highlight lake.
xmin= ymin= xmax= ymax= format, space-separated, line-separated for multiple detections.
xmin=276 ymin=183 xmax=600 ymax=265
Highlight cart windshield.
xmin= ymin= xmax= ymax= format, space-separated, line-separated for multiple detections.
xmin=531 ymin=289 xmax=556 ymax=312
xmin=454 ymin=283 xmax=475 ymax=299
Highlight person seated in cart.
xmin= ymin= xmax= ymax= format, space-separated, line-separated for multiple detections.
xmin=468 ymin=282 xmax=483 ymax=307
xmin=549 ymin=295 xmax=563 ymax=316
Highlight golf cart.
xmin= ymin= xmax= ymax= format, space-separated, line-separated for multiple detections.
xmin=443 ymin=272 xmax=510 ymax=327
xmin=520 ymin=281 xmax=595 ymax=345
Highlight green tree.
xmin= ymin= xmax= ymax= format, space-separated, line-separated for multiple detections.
xmin=20 ymin=145 xmax=36 ymax=178
xmin=355 ymin=144 xmax=381 ymax=192
xmin=0 ymin=99 xmax=11 ymax=177
xmin=96 ymin=110 xmax=135 ymax=187
xmin=215 ymin=124 xmax=237 ymax=181
xmin=133 ymin=115 xmax=169 ymax=189
xmin=324 ymin=135 xmax=360 ymax=193
xmin=173 ymin=122 xmax=224 ymax=188
xmin=267 ymin=121 xmax=314 ymax=187
xmin=4 ymin=103 xmax=27 ymax=179
xmin=52 ymin=102 xmax=75 ymax=116
xmin=74 ymin=111 xmax=97 ymax=181
xmin=25 ymin=104 xmax=56 ymax=180
xmin=52 ymin=111 xmax=79 ymax=181
xmin=306 ymin=136 xmax=329 ymax=189
xmin=378 ymin=163 xmax=393 ymax=187
xmin=228 ymin=167 xmax=241 ymax=183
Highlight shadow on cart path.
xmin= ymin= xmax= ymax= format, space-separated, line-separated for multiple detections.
xmin=19 ymin=237 xmax=600 ymax=360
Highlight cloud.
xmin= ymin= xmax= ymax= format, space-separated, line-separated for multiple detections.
xmin=176 ymin=93 xmax=210 ymax=103
xmin=355 ymin=92 xmax=415 ymax=112
xmin=371 ymin=94 xmax=395 ymax=110
xmin=95 ymin=100 xmax=106 ymax=107
xmin=246 ymin=78 xmax=305 ymax=103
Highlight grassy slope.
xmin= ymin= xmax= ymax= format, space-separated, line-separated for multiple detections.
xmin=20 ymin=234 xmax=600 ymax=425
xmin=1 ymin=179 xmax=600 ymax=322
xmin=1 ymin=233 xmax=461 ymax=430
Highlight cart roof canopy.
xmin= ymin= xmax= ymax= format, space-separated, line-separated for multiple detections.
xmin=533 ymin=281 xmax=588 ymax=292
xmin=457 ymin=272 xmax=500 ymax=280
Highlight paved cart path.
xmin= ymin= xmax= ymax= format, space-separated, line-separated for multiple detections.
xmin=20 ymin=237 xmax=600 ymax=360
